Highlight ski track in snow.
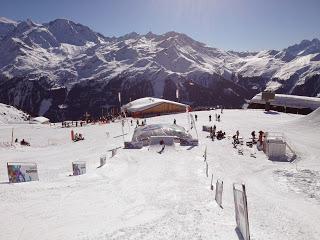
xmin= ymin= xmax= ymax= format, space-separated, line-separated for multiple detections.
xmin=0 ymin=109 xmax=319 ymax=240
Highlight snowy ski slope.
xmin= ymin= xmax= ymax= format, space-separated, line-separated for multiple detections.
xmin=0 ymin=109 xmax=319 ymax=240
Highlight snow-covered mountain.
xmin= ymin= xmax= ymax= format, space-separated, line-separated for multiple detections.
xmin=0 ymin=17 xmax=319 ymax=120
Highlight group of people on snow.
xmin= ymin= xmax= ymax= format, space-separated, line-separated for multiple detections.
xmin=134 ymin=119 xmax=147 ymax=128
xmin=72 ymin=130 xmax=85 ymax=142
xmin=208 ymin=114 xmax=221 ymax=122
xmin=15 ymin=138 xmax=30 ymax=146
xmin=62 ymin=121 xmax=85 ymax=128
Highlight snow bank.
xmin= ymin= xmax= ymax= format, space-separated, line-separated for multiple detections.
xmin=0 ymin=103 xmax=29 ymax=124
xmin=294 ymin=107 xmax=320 ymax=126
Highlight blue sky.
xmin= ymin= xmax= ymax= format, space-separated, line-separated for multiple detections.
xmin=1 ymin=0 xmax=319 ymax=51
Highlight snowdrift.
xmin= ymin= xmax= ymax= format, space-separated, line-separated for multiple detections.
xmin=0 ymin=103 xmax=29 ymax=124
xmin=293 ymin=107 xmax=320 ymax=126
xmin=301 ymin=107 xmax=320 ymax=123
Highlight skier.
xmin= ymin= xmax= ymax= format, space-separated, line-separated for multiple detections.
xmin=173 ymin=119 xmax=176 ymax=125
xmin=130 ymin=119 xmax=133 ymax=126
xmin=210 ymin=127 xmax=214 ymax=141
xmin=251 ymin=131 xmax=256 ymax=143
xmin=158 ymin=144 xmax=166 ymax=154
xmin=74 ymin=133 xmax=79 ymax=141
xmin=195 ymin=114 xmax=198 ymax=121
xmin=217 ymin=114 xmax=221 ymax=122
xmin=157 ymin=140 xmax=166 ymax=154
xmin=258 ymin=130 xmax=264 ymax=145
xmin=209 ymin=115 xmax=212 ymax=122
xmin=221 ymin=106 xmax=223 ymax=114
xmin=20 ymin=139 xmax=30 ymax=146
xmin=78 ymin=133 xmax=84 ymax=140
xmin=232 ymin=135 xmax=238 ymax=147
xmin=236 ymin=130 xmax=240 ymax=140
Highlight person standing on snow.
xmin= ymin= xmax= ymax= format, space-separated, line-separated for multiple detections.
xmin=251 ymin=131 xmax=256 ymax=142
xmin=195 ymin=114 xmax=198 ymax=121
xmin=258 ymin=130 xmax=264 ymax=145
xmin=173 ymin=119 xmax=176 ymax=125
xmin=209 ymin=115 xmax=212 ymax=122
xmin=210 ymin=127 xmax=214 ymax=141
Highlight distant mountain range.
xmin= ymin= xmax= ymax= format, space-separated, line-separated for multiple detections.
xmin=0 ymin=17 xmax=319 ymax=120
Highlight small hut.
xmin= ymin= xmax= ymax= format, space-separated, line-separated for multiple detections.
xmin=31 ymin=116 xmax=50 ymax=124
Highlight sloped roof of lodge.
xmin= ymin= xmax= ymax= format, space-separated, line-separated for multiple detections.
xmin=122 ymin=97 xmax=188 ymax=112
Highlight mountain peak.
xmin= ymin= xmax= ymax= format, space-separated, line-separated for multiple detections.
xmin=120 ymin=32 xmax=140 ymax=40
xmin=145 ymin=31 xmax=157 ymax=39
xmin=47 ymin=18 xmax=74 ymax=27
xmin=283 ymin=37 xmax=320 ymax=58
xmin=45 ymin=18 xmax=101 ymax=45
xmin=0 ymin=17 xmax=18 ymax=39
xmin=0 ymin=17 xmax=17 ymax=25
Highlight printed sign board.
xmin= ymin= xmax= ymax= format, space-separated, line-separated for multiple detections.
xmin=233 ymin=183 xmax=250 ymax=240
xmin=202 ymin=125 xmax=212 ymax=132
xmin=100 ymin=155 xmax=106 ymax=167
xmin=72 ymin=161 xmax=86 ymax=176
xmin=7 ymin=162 xmax=39 ymax=183
xmin=180 ymin=138 xmax=199 ymax=146
xmin=215 ymin=180 xmax=223 ymax=207
xmin=124 ymin=141 xmax=143 ymax=149
xmin=111 ymin=148 xmax=117 ymax=158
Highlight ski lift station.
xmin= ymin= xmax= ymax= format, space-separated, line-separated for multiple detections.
xmin=30 ymin=116 xmax=50 ymax=124
xmin=122 ymin=97 xmax=190 ymax=118
xmin=249 ymin=92 xmax=320 ymax=114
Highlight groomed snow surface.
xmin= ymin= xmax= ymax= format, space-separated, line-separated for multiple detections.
xmin=0 ymin=109 xmax=320 ymax=240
